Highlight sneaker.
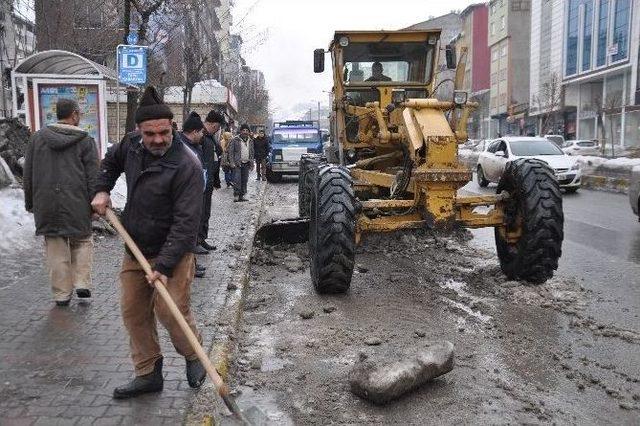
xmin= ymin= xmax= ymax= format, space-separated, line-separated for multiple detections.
xmin=233 ymin=195 xmax=240 ymax=202
xmin=55 ymin=299 xmax=71 ymax=307
xmin=76 ymin=289 xmax=91 ymax=298
xmin=238 ymin=196 xmax=248 ymax=202
xmin=200 ymin=241 xmax=217 ymax=251
xmin=193 ymin=245 xmax=209 ymax=255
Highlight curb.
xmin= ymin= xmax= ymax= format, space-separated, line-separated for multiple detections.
xmin=581 ymin=174 xmax=629 ymax=194
xmin=184 ymin=181 xmax=268 ymax=425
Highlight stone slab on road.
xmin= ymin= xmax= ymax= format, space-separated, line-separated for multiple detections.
xmin=0 ymin=178 xmax=266 ymax=425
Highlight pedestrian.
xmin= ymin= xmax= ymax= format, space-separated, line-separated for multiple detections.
xmin=91 ymin=86 xmax=206 ymax=399
xmin=227 ymin=124 xmax=254 ymax=202
xmin=23 ymin=98 xmax=98 ymax=306
xmin=198 ymin=111 xmax=225 ymax=253
xmin=220 ymin=131 xmax=234 ymax=188
xmin=180 ymin=111 xmax=208 ymax=278
xmin=253 ymin=128 xmax=271 ymax=181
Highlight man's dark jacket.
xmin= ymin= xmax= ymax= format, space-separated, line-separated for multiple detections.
xmin=201 ymin=130 xmax=222 ymax=190
xmin=23 ymin=124 xmax=98 ymax=237
xmin=95 ymin=132 xmax=204 ymax=277
xmin=253 ymin=135 xmax=271 ymax=160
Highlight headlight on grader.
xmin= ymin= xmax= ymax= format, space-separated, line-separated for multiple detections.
xmin=453 ymin=90 xmax=468 ymax=106
xmin=391 ymin=89 xmax=406 ymax=104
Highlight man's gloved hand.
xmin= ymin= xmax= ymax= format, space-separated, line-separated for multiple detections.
xmin=146 ymin=271 xmax=168 ymax=288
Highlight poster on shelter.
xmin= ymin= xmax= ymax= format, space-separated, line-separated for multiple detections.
xmin=37 ymin=84 xmax=101 ymax=152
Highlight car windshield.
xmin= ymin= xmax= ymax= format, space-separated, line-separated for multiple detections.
xmin=342 ymin=41 xmax=435 ymax=84
xmin=272 ymin=129 xmax=320 ymax=144
xmin=509 ymin=140 xmax=564 ymax=156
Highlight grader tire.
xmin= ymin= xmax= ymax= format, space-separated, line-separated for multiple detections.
xmin=494 ymin=159 xmax=564 ymax=284
xmin=298 ymin=154 xmax=326 ymax=217
xmin=309 ymin=166 xmax=356 ymax=294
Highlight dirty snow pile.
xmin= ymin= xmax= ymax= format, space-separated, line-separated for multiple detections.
xmin=0 ymin=187 xmax=37 ymax=254
xmin=576 ymin=155 xmax=640 ymax=172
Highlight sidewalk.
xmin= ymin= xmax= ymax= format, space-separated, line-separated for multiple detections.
xmin=0 ymin=178 xmax=266 ymax=425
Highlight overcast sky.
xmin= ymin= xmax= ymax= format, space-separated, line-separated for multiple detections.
xmin=232 ymin=0 xmax=477 ymax=120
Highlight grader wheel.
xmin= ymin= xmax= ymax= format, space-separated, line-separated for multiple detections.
xmin=298 ymin=154 xmax=326 ymax=217
xmin=494 ymin=159 xmax=564 ymax=284
xmin=309 ymin=165 xmax=357 ymax=294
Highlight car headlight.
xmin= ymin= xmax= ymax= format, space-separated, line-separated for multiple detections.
xmin=570 ymin=162 xmax=580 ymax=171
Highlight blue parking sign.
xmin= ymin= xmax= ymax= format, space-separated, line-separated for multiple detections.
xmin=118 ymin=45 xmax=147 ymax=85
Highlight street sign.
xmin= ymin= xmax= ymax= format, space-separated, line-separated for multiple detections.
xmin=117 ymin=45 xmax=147 ymax=85
xmin=126 ymin=33 xmax=138 ymax=45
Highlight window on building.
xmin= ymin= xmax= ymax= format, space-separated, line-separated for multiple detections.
xmin=500 ymin=15 xmax=505 ymax=30
xmin=512 ymin=0 xmax=531 ymax=11
xmin=582 ymin=0 xmax=593 ymax=71
xmin=565 ymin=0 xmax=580 ymax=76
xmin=596 ymin=0 xmax=609 ymax=67
xmin=611 ymin=0 xmax=630 ymax=62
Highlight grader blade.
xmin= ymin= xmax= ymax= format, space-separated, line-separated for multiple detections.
xmin=255 ymin=218 xmax=310 ymax=245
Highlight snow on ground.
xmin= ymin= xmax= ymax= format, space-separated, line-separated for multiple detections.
xmin=576 ymin=155 xmax=640 ymax=172
xmin=0 ymin=186 xmax=37 ymax=254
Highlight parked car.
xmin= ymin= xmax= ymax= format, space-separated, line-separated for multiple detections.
xmin=543 ymin=134 xmax=566 ymax=148
xmin=630 ymin=166 xmax=640 ymax=219
xmin=477 ymin=136 xmax=581 ymax=193
xmin=562 ymin=139 xmax=601 ymax=156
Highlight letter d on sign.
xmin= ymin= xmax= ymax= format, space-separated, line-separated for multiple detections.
xmin=127 ymin=54 xmax=140 ymax=68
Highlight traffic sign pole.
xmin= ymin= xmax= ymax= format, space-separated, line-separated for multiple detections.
xmin=116 ymin=45 xmax=120 ymax=144
xmin=115 ymin=43 xmax=148 ymax=143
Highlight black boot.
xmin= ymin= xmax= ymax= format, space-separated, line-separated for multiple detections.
xmin=113 ymin=358 xmax=163 ymax=399
xmin=186 ymin=358 xmax=206 ymax=388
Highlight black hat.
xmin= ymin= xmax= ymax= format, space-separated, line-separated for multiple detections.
xmin=182 ymin=111 xmax=204 ymax=132
xmin=239 ymin=123 xmax=250 ymax=131
xmin=135 ymin=86 xmax=174 ymax=124
xmin=205 ymin=110 xmax=225 ymax=124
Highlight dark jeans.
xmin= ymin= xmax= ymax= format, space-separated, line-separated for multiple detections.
xmin=233 ymin=163 xmax=251 ymax=197
xmin=198 ymin=187 xmax=213 ymax=243
xmin=224 ymin=168 xmax=233 ymax=185
xmin=255 ymin=157 xmax=267 ymax=179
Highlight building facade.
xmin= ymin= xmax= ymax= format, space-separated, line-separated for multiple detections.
xmin=458 ymin=3 xmax=491 ymax=138
xmin=1 ymin=0 xmax=36 ymax=117
xmin=529 ymin=0 xmax=565 ymax=136
xmin=488 ymin=0 xmax=532 ymax=136
xmin=562 ymin=0 xmax=639 ymax=148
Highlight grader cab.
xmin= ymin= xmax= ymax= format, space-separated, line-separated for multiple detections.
xmin=290 ymin=30 xmax=564 ymax=294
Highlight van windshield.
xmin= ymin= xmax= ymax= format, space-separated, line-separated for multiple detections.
xmin=272 ymin=129 xmax=320 ymax=144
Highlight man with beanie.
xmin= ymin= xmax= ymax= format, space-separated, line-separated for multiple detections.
xmin=253 ymin=128 xmax=271 ymax=181
xmin=199 ymin=111 xmax=224 ymax=250
xmin=179 ymin=112 xmax=209 ymax=278
xmin=23 ymin=98 xmax=98 ymax=306
xmin=91 ymin=86 xmax=207 ymax=399
xmin=227 ymin=124 xmax=254 ymax=202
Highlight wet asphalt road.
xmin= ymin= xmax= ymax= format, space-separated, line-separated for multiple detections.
xmin=230 ymin=178 xmax=640 ymax=425
xmin=465 ymin=178 xmax=640 ymax=333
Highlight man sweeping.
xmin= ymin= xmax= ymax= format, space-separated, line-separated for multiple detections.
xmin=91 ymin=86 xmax=206 ymax=399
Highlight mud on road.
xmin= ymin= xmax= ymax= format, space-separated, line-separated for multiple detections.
xmin=229 ymin=181 xmax=640 ymax=425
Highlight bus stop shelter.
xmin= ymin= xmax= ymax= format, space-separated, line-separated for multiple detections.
xmin=11 ymin=50 xmax=121 ymax=158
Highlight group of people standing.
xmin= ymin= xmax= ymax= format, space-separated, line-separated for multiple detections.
xmin=22 ymin=85 xmax=271 ymax=400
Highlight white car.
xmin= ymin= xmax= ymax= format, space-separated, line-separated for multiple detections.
xmin=477 ymin=136 xmax=581 ymax=193
xmin=562 ymin=139 xmax=601 ymax=156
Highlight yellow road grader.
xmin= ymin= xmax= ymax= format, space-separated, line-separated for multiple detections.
xmin=264 ymin=30 xmax=564 ymax=294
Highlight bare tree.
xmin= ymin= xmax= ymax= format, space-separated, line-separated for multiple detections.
xmin=532 ymin=72 xmax=563 ymax=135
xmin=595 ymin=93 xmax=622 ymax=158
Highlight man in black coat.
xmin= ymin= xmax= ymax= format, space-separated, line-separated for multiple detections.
xmin=91 ymin=86 xmax=207 ymax=399
xmin=23 ymin=98 xmax=98 ymax=306
xmin=197 ymin=110 xmax=224 ymax=252
xmin=253 ymin=128 xmax=271 ymax=181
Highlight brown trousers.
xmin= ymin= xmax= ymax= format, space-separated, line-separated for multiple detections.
xmin=44 ymin=236 xmax=93 ymax=302
xmin=120 ymin=252 xmax=201 ymax=376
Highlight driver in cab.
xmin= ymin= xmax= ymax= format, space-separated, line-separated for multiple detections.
xmin=366 ymin=61 xmax=392 ymax=82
